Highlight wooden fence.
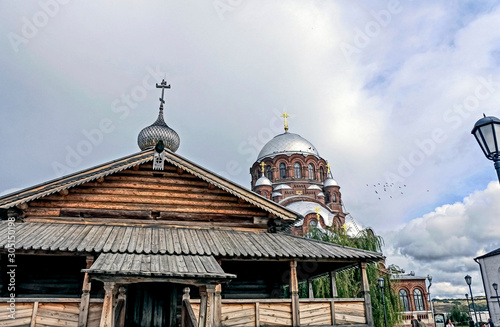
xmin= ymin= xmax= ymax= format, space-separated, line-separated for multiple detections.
xmin=190 ymin=298 xmax=367 ymax=327
xmin=0 ymin=298 xmax=103 ymax=327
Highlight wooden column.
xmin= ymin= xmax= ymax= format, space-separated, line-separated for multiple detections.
xmin=182 ymin=287 xmax=191 ymax=326
xmin=360 ymin=262 xmax=374 ymax=327
xmin=116 ymin=286 xmax=127 ymax=327
xmin=78 ymin=256 xmax=94 ymax=327
xmin=169 ymin=285 xmax=178 ymax=327
xmin=214 ymin=284 xmax=222 ymax=327
xmin=290 ymin=261 xmax=300 ymax=327
xmin=307 ymin=279 xmax=314 ymax=298
xmin=329 ymin=271 xmax=338 ymax=298
xmin=99 ymin=282 xmax=117 ymax=327
xmin=199 ymin=285 xmax=216 ymax=327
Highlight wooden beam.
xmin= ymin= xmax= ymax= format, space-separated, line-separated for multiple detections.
xmin=99 ymin=282 xmax=117 ymax=327
xmin=330 ymin=271 xmax=338 ymax=298
xmin=308 ymin=279 xmax=314 ymax=298
xmin=116 ymin=286 xmax=127 ymax=327
xmin=359 ymin=262 xmax=373 ymax=327
xmin=214 ymin=284 xmax=222 ymax=327
xmin=29 ymin=301 xmax=38 ymax=327
xmin=290 ymin=261 xmax=300 ymax=327
xmin=199 ymin=285 xmax=216 ymax=327
xmin=78 ymin=255 xmax=94 ymax=327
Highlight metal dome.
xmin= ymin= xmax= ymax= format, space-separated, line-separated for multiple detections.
xmin=138 ymin=109 xmax=180 ymax=152
xmin=257 ymin=132 xmax=319 ymax=160
xmin=255 ymin=176 xmax=272 ymax=187
xmin=324 ymin=177 xmax=338 ymax=187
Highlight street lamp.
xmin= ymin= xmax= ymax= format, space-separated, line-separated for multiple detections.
xmin=465 ymin=275 xmax=479 ymax=327
xmin=465 ymin=294 xmax=472 ymax=319
xmin=471 ymin=115 xmax=500 ymax=183
xmin=493 ymin=283 xmax=500 ymax=310
xmin=428 ymin=275 xmax=434 ymax=320
xmin=379 ymin=278 xmax=388 ymax=327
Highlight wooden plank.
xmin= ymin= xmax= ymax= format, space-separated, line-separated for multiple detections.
xmin=255 ymin=302 xmax=260 ymax=327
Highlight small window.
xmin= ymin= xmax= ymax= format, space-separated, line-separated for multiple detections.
xmin=319 ymin=167 xmax=324 ymax=181
xmin=399 ymin=289 xmax=410 ymax=311
xmin=308 ymin=164 xmax=315 ymax=180
xmin=279 ymin=163 xmax=286 ymax=179
xmin=266 ymin=166 xmax=272 ymax=181
xmin=294 ymin=163 xmax=301 ymax=178
xmin=413 ymin=289 xmax=424 ymax=311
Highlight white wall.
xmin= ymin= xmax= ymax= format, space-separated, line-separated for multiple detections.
xmin=477 ymin=254 xmax=500 ymax=325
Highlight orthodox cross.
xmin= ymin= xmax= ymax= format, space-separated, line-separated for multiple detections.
xmin=314 ymin=206 xmax=321 ymax=221
xmin=280 ymin=112 xmax=290 ymax=132
xmin=260 ymin=162 xmax=266 ymax=174
xmin=326 ymin=163 xmax=331 ymax=175
xmin=342 ymin=223 xmax=348 ymax=231
xmin=156 ymin=79 xmax=171 ymax=109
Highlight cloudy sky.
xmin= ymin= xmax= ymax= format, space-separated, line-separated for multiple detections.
xmin=1 ymin=1 xmax=500 ymax=299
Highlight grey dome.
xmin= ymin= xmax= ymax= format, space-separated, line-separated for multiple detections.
xmin=257 ymin=132 xmax=319 ymax=160
xmin=255 ymin=176 xmax=272 ymax=186
xmin=324 ymin=177 xmax=338 ymax=187
xmin=138 ymin=109 xmax=180 ymax=152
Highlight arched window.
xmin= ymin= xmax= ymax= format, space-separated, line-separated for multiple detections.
xmin=332 ymin=193 xmax=337 ymax=203
xmin=266 ymin=166 xmax=272 ymax=181
xmin=413 ymin=289 xmax=424 ymax=311
xmin=294 ymin=162 xmax=301 ymax=178
xmin=308 ymin=164 xmax=315 ymax=180
xmin=319 ymin=166 xmax=324 ymax=181
xmin=279 ymin=163 xmax=286 ymax=179
xmin=399 ymin=289 xmax=410 ymax=311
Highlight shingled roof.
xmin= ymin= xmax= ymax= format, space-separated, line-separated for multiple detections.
xmin=0 ymin=149 xmax=298 ymax=221
xmin=0 ymin=221 xmax=383 ymax=263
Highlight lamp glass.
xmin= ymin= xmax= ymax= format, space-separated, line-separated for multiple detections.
xmin=494 ymin=283 xmax=498 ymax=291
xmin=465 ymin=275 xmax=472 ymax=286
xmin=378 ymin=278 xmax=384 ymax=288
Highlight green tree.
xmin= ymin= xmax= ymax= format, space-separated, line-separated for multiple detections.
xmin=447 ymin=303 xmax=470 ymax=325
xmin=307 ymin=226 xmax=402 ymax=327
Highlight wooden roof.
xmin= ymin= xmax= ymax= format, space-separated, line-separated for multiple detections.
xmin=0 ymin=221 xmax=383 ymax=263
xmin=0 ymin=149 xmax=298 ymax=221
xmin=83 ymin=253 xmax=235 ymax=280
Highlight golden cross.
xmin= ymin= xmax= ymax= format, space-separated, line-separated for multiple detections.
xmin=342 ymin=223 xmax=348 ymax=231
xmin=326 ymin=163 xmax=331 ymax=175
xmin=314 ymin=206 xmax=321 ymax=221
xmin=260 ymin=162 xmax=266 ymax=174
xmin=280 ymin=112 xmax=290 ymax=132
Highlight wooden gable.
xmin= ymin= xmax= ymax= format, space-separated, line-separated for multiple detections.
xmin=20 ymin=161 xmax=278 ymax=231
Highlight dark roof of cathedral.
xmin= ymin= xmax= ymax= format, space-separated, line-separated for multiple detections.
xmin=0 ymin=149 xmax=298 ymax=221
xmin=0 ymin=221 xmax=383 ymax=263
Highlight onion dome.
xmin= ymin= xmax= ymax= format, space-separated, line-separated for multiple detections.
xmin=257 ymin=132 xmax=319 ymax=161
xmin=138 ymin=108 xmax=180 ymax=152
xmin=138 ymin=79 xmax=180 ymax=152
xmin=324 ymin=177 xmax=338 ymax=187
xmin=255 ymin=176 xmax=272 ymax=186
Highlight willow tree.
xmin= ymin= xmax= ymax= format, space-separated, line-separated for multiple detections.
xmin=307 ymin=226 xmax=402 ymax=327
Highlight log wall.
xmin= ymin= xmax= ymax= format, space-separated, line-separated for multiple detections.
xmin=0 ymin=299 xmax=103 ymax=327
xmin=24 ymin=163 xmax=270 ymax=230
xmin=191 ymin=298 xmax=367 ymax=327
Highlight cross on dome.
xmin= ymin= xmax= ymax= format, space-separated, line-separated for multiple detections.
xmin=280 ymin=112 xmax=290 ymax=132
xmin=156 ymin=79 xmax=171 ymax=109
xmin=260 ymin=162 xmax=266 ymax=174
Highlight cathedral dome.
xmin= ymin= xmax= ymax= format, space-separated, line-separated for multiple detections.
xmin=324 ymin=177 xmax=338 ymax=187
xmin=255 ymin=176 xmax=272 ymax=186
xmin=138 ymin=109 xmax=180 ymax=152
xmin=257 ymin=132 xmax=319 ymax=160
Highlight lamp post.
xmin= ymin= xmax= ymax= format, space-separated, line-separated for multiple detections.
xmin=379 ymin=278 xmax=388 ymax=327
xmin=465 ymin=275 xmax=479 ymax=327
xmin=465 ymin=294 xmax=472 ymax=319
xmin=493 ymin=283 xmax=500 ymax=310
xmin=428 ymin=275 xmax=434 ymax=321
xmin=471 ymin=115 xmax=500 ymax=183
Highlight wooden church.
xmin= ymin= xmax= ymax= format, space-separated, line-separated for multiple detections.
xmin=0 ymin=80 xmax=383 ymax=327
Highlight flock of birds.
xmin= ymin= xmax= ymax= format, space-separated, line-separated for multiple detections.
xmin=365 ymin=182 xmax=429 ymax=200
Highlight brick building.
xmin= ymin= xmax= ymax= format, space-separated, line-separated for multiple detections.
xmin=250 ymin=115 xmax=346 ymax=235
